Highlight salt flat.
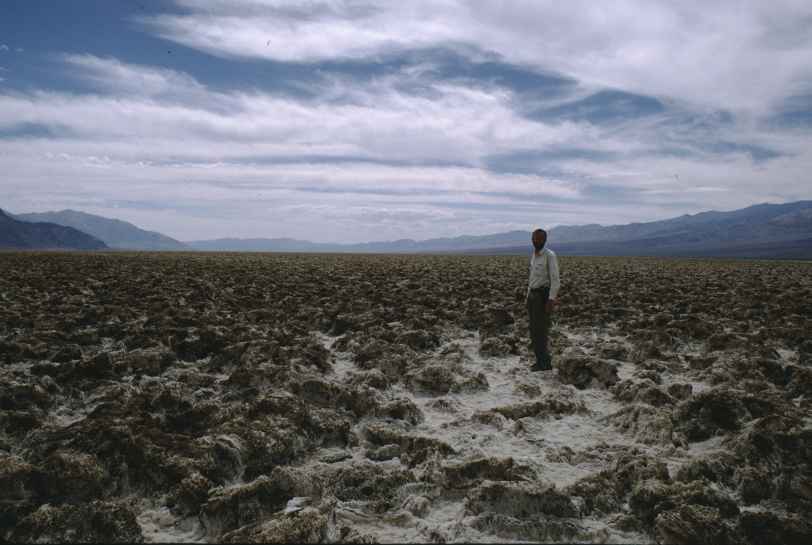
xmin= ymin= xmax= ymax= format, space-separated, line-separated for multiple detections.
xmin=0 ymin=252 xmax=810 ymax=543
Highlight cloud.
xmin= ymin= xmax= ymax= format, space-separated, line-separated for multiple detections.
xmin=1 ymin=51 xmax=810 ymax=241
xmin=139 ymin=0 xmax=812 ymax=117
xmin=0 ymin=44 xmax=9 ymax=52
xmin=61 ymin=54 xmax=208 ymax=100
xmin=4 ymin=55 xmax=588 ymax=163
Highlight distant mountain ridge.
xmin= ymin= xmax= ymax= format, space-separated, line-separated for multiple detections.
xmin=547 ymin=201 xmax=812 ymax=245
xmin=5 ymin=201 xmax=811 ymax=258
xmin=187 ymin=201 xmax=812 ymax=258
xmin=0 ymin=209 xmax=107 ymax=250
xmin=474 ymin=201 xmax=812 ymax=259
xmin=13 ymin=209 xmax=188 ymax=250
xmin=185 ymin=230 xmax=531 ymax=253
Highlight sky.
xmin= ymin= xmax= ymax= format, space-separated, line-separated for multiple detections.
xmin=1 ymin=0 xmax=811 ymax=243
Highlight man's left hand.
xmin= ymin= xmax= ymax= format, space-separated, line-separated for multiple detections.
xmin=546 ymin=299 xmax=556 ymax=313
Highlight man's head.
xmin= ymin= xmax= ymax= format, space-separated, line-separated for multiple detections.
xmin=531 ymin=228 xmax=547 ymax=251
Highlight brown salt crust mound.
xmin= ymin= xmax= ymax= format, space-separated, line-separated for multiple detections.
xmin=543 ymin=445 xmax=610 ymax=465
xmin=465 ymin=304 xmax=515 ymax=340
xmin=402 ymin=493 xmax=432 ymax=518
xmin=322 ymin=460 xmax=417 ymax=514
xmin=629 ymin=329 xmax=680 ymax=358
xmin=352 ymin=338 xmax=416 ymax=378
xmin=8 ymin=500 xmax=144 ymax=543
xmin=674 ymin=386 xmax=797 ymax=442
xmin=557 ymin=351 xmax=620 ymax=390
xmin=465 ymin=480 xmax=578 ymax=518
xmin=468 ymin=512 xmax=584 ymax=543
xmin=441 ymin=456 xmax=534 ymax=489
xmin=698 ymin=356 xmax=792 ymax=390
xmin=289 ymin=377 xmax=383 ymax=417
xmin=36 ymin=448 xmax=109 ymax=502
xmin=405 ymin=363 xmax=489 ymax=395
xmin=783 ymin=364 xmax=812 ymax=399
xmin=425 ymin=397 xmax=464 ymax=413
xmin=485 ymin=395 xmax=588 ymax=421
xmin=396 ymin=329 xmax=441 ymax=351
xmin=376 ymin=397 xmax=424 ymax=425
xmin=722 ymin=415 xmax=812 ymax=511
xmin=564 ymin=451 xmax=671 ymax=517
xmin=602 ymin=403 xmax=686 ymax=446
xmin=668 ymin=382 xmax=693 ymax=400
xmin=335 ymin=525 xmax=379 ymax=544
xmin=220 ymin=507 xmax=328 ymax=544
xmin=655 ymin=503 xmax=741 ymax=545
xmin=738 ymin=509 xmax=812 ymax=545
xmin=479 ymin=335 xmax=519 ymax=357
xmin=114 ymin=347 xmax=176 ymax=376
xmin=611 ymin=378 xmax=678 ymax=407
xmin=628 ymin=477 xmax=739 ymax=525
xmin=0 ymin=381 xmax=51 ymax=411
xmin=597 ymin=341 xmax=630 ymax=360
xmin=633 ymin=368 xmax=663 ymax=384
xmin=346 ymin=368 xmax=390 ymax=390
xmin=365 ymin=443 xmax=401 ymax=461
xmin=169 ymin=471 xmax=214 ymax=516
xmin=513 ymin=381 xmax=542 ymax=398
xmin=200 ymin=466 xmax=321 ymax=540
xmin=0 ymin=408 xmax=45 ymax=439
xmin=468 ymin=409 xmax=510 ymax=430
xmin=674 ymin=452 xmax=739 ymax=486
xmin=364 ymin=423 xmax=455 ymax=466
xmin=0 ymin=454 xmax=46 ymax=532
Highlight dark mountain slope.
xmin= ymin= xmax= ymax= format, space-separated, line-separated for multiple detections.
xmin=14 ymin=209 xmax=187 ymax=250
xmin=0 ymin=209 xmax=107 ymax=250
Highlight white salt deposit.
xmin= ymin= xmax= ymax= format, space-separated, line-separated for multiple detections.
xmin=126 ymin=321 xmax=769 ymax=543
xmin=313 ymin=326 xmax=670 ymax=543
xmin=136 ymin=500 xmax=205 ymax=543
xmin=315 ymin=331 xmax=355 ymax=381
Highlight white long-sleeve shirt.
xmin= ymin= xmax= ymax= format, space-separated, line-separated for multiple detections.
xmin=527 ymin=247 xmax=560 ymax=300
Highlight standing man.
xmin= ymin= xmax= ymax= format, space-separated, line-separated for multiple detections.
xmin=526 ymin=228 xmax=560 ymax=372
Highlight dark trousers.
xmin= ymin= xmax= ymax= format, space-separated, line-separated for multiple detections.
xmin=527 ymin=286 xmax=552 ymax=367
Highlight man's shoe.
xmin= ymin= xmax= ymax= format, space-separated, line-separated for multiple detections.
xmin=530 ymin=363 xmax=544 ymax=372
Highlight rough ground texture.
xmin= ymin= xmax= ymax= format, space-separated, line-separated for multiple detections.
xmin=0 ymin=252 xmax=810 ymax=543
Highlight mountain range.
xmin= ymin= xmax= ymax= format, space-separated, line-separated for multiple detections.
xmin=476 ymin=201 xmax=812 ymax=259
xmin=0 ymin=209 xmax=107 ymax=250
xmin=12 ymin=209 xmax=188 ymax=250
xmin=187 ymin=201 xmax=812 ymax=258
xmin=2 ymin=201 xmax=811 ymax=258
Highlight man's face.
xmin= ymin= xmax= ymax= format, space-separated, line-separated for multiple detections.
xmin=532 ymin=231 xmax=546 ymax=251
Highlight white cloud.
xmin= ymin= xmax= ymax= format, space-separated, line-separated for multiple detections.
xmin=62 ymin=54 xmax=208 ymax=100
xmin=0 ymin=44 xmax=9 ymax=51
xmin=139 ymin=0 xmax=812 ymax=116
xmin=0 ymin=53 xmax=810 ymax=241
xmin=0 ymin=55 xmax=587 ymax=163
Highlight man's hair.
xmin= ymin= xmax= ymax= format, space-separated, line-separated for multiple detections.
xmin=532 ymin=228 xmax=547 ymax=236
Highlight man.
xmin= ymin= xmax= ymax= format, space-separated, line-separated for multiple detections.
xmin=526 ymin=228 xmax=560 ymax=372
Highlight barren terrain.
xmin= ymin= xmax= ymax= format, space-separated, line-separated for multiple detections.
xmin=1 ymin=253 xmax=811 ymax=543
